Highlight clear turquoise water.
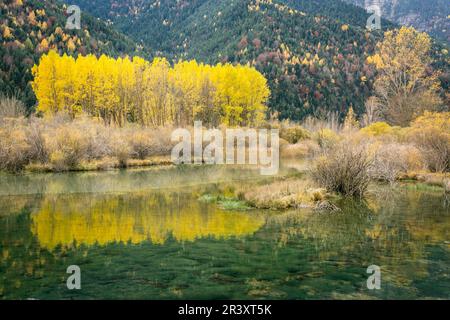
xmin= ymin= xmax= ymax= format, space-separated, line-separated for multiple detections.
xmin=0 ymin=166 xmax=449 ymax=299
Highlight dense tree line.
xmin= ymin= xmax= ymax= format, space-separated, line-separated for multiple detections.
xmin=32 ymin=51 xmax=269 ymax=127
xmin=70 ymin=0 xmax=392 ymax=120
xmin=2 ymin=0 xmax=448 ymax=121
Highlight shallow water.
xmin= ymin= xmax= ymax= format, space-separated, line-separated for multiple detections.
xmin=0 ymin=166 xmax=449 ymax=299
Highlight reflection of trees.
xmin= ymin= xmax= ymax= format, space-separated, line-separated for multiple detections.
xmin=363 ymin=189 xmax=449 ymax=288
xmin=1 ymin=182 xmax=448 ymax=299
xmin=0 ymin=166 xmax=270 ymax=196
xmin=267 ymin=199 xmax=374 ymax=259
xmin=0 ymin=194 xmax=42 ymax=218
xmin=30 ymin=192 xmax=265 ymax=250
xmin=268 ymin=189 xmax=450 ymax=292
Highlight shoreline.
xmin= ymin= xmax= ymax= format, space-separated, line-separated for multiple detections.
xmin=1 ymin=157 xmax=448 ymax=191
xmin=22 ymin=156 xmax=174 ymax=174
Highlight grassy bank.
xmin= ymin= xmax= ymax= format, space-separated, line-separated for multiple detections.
xmin=0 ymin=114 xmax=174 ymax=173
xmin=24 ymin=156 xmax=174 ymax=173
xmin=277 ymin=112 xmax=450 ymax=195
xmin=1 ymin=110 xmax=448 ymax=199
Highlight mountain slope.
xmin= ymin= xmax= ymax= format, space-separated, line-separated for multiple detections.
xmin=71 ymin=0 xmax=391 ymax=120
xmin=0 ymin=0 xmax=147 ymax=108
xmin=344 ymin=0 xmax=449 ymax=42
xmin=10 ymin=0 xmax=447 ymax=120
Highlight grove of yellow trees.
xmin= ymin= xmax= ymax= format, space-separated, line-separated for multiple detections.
xmin=31 ymin=51 xmax=270 ymax=127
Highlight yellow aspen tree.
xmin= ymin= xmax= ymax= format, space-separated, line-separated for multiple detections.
xmin=96 ymin=55 xmax=119 ymax=125
xmin=143 ymin=58 xmax=171 ymax=126
xmin=73 ymin=54 xmax=98 ymax=116
xmin=170 ymin=60 xmax=203 ymax=126
xmin=32 ymin=50 xmax=61 ymax=114
xmin=196 ymin=64 xmax=220 ymax=127
xmin=115 ymin=57 xmax=135 ymax=126
xmin=130 ymin=56 xmax=149 ymax=124
xmin=238 ymin=65 xmax=270 ymax=127
xmin=57 ymin=54 xmax=77 ymax=117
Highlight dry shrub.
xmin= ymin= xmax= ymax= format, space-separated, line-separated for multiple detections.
xmin=67 ymin=116 xmax=113 ymax=160
xmin=281 ymin=143 xmax=309 ymax=159
xmin=0 ymin=124 xmax=30 ymax=172
xmin=410 ymin=173 xmax=450 ymax=188
xmin=369 ymin=143 xmax=424 ymax=183
xmin=85 ymin=127 xmax=111 ymax=160
xmin=129 ymin=130 xmax=154 ymax=159
xmin=0 ymin=112 xmax=176 ymax=172
xmin=311 ymin=142 xmax=372 ymax=197
xmin=0 ymin=113 xmax=178 ymax=172
xmin=128 ymin=128 xmax=173 ymax=160
xmin=241 ymin=179 xmax=326 ymax=210
xmin=110 ymin=131 xmax=131 ymax=167
xmin=302 ymin=112 xmax=341 ymax=133
xmin=281 ymin=140 xmax=320 ymax=159
xmin=47 ymin=126 xmax=89 ymax=170
xmin=25 ymin=120 xmax=48 ymax=163
xmin=407 ymin=112 xmax=450 ymax=172
xmin=0 ymin=95 xmax=26 ymax=120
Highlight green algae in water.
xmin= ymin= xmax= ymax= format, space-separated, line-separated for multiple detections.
xmin=0 ymin=166 xmax=449 ymax=300
xmin=198 ymin=193 xmax=251 ymax=211
xmin=217 ymin=199 xmax=252 ymax=211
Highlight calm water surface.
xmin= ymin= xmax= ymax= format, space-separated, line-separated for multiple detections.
xmin=0 ymin=165 xmax=449 ymax=299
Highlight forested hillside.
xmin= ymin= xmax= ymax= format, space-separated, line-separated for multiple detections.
xmin=2 ymin=0 xmax=448 ymax=119
xmin=70 ymin=0 xmax=384 ymax=119
xmin=0 ymin=0 xmax=147 ymax=109
xmin=71 ymin=0 xmax=448 ymax=120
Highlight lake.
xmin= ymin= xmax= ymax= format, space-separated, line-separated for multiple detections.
xmin=0 ymin=165 xmax=449 ymax=299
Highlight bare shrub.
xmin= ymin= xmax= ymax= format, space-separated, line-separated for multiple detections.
xmin=0 ymin=95 xmax=26 ymax=120
xmin=0 ymin=124 xmax=30 ymax=172
xmin=110 ymin=132 xmax=131 ymax=167
xmin=127 ymin=126 xmax=174 ymax=160
xmin=302 ymin=111 xmax=341 ymax=133
xmin=281 ymin=140 xmax=320 ymax=159
xmin=85 ymin=129 xmax=112 ymax=160
xmin=369 ymin=143 xmax=424 ymax=183
xmin=311 ymin=142 xmax=372 ymax=197
xmin=129 ymin=130 xmax=154 ymax=159
xmin=83 ymin=124 xmax=112 ymax=160
xmin=25 ymin=120 xmax=48 ymax=163
xmin=407 ymin=112 xmax=450 ymax=172
xmin=47 ymin=126 xmax=89 ymax=170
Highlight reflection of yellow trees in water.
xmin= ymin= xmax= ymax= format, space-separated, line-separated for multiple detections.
xmin=364 ymin=190 xmax=450 ymax=286
xmin=31 ymin=193 xmax=265 ymax=250
xmin=367 ymin=190 xmax=449 ymax=244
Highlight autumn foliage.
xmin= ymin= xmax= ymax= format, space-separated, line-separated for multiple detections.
xmin=31 ymin=51 xmax=270 ymax=127
xmin=367 ymin=27 xmax=443 ymax=126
